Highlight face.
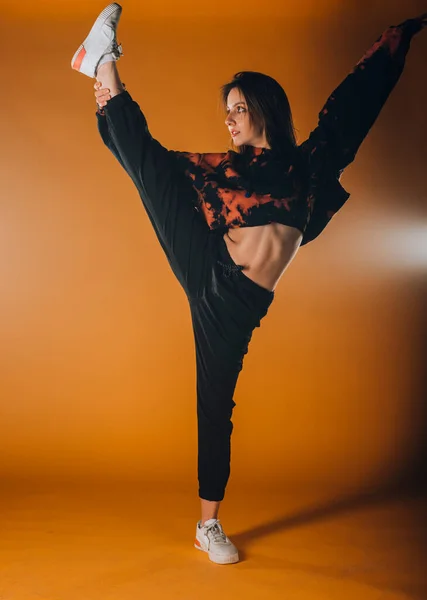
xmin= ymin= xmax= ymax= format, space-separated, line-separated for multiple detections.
xmin=225 ymin=87 xmax=269 ymax=149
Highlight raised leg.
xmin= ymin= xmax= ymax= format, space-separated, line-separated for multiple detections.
xmin=95 ymin=60 xmax=125 ymax=104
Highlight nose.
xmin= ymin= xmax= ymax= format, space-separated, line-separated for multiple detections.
xmin=225 ymin=112 xmax=235 ymax=128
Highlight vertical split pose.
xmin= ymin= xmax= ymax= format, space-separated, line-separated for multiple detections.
xmin=71 ymin=4 xmax=426 ymax=564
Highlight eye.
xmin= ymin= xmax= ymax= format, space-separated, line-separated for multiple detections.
xmin=226 ymin=105 xmax=246 ymax=114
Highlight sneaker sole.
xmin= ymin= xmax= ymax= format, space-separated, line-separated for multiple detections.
xmin=71 ymin=2 xmax=122 ymax=77
xmin=194 ymin=538 xmax=240 ymax=564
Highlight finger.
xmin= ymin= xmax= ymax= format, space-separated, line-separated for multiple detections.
xmin=95 ymin=90 xmax=110 ymax=99
xmin=95 ymin=94 xmax=111 ymax=104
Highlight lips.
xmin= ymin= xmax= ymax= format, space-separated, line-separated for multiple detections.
xmin=230 ymin=130 xmax=240 ymax=137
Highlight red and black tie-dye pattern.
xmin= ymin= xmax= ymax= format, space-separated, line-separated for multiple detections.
xmin=175 ymin=147 xmax=308 ymax=231
xmin=174 ymin=17 xmax=422 ymax=246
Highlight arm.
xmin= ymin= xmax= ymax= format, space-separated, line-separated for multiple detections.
xmin=300 ymin=15 xmax=426 ymax=246
xmin=300 ymin=15 xmax=426 ymax=172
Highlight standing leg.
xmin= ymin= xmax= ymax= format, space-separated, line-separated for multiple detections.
xmin=191 ymin=237 xmax=275 ymax=504
xmin=200 ymin=499 xmax=221 ymax=526
xmin=192 ymin=297 xmax=252 ymax=502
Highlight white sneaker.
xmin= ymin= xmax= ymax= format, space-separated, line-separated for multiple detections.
xmin=71 ymin=3 xmax=123 ymax=78
xmin=194 ymin=518 xmax=239 ymax=564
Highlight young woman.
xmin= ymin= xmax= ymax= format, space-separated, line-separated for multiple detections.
xmin=71 ymin=3 xmax=426 ymax=564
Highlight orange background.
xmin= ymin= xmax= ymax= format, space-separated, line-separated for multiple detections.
xmin=1 ymin=0 xmax=426 ymax=496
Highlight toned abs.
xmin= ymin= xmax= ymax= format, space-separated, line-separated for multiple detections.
xmin=223 ymin=223 xmax=303 ymax=292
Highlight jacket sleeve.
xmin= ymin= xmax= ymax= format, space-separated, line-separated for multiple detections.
xmin=300 ymin=16 xmax=424 ymax=246
xmin=300 ymin=17 xmax=422 ymax=171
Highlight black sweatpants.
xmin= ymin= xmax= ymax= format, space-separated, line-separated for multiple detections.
xmin=97 ymin=90 xmax=274 ymax=501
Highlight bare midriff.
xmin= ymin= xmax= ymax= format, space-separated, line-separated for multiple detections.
xmin=223 ymin=223 xmax=303 ymax=292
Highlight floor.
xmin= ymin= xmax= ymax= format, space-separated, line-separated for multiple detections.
xmin=1 ymin=481 xmax=426 ymax=600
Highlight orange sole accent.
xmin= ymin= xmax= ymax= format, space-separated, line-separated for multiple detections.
xmin=194 ymin=538 xmax=202 ymax=548
xmin=72 ymin=46 xmax=86 ymax=71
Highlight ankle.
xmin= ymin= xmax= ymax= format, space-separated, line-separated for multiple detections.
xmin=96 ymin=62 xmax=125 ymax=97
xmin=200 ymin=517 xmax=218 ymax=527
xmin=96 ymin=61 xmax=115 ymax=78
xmin=200 ymin=498 xmax=221 ymax=527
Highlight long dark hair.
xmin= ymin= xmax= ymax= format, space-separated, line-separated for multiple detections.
xmin=220 ymin=71 xmax=299 ymax=157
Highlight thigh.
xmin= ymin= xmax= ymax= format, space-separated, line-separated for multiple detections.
xmin=190 ymin=260 xmax=272 ymax=398
xmin=190 ymin=295 xmax=254 ymax=422
xmin=190 ymin=237 xmax=275 ymax=392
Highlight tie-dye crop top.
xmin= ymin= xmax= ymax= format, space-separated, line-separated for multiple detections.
xmin=97 ymin=17 xmax=422 ymax=246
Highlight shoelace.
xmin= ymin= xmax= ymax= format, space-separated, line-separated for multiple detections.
xmin=111 ymin=40 xmax=123 ymax=59
xmin=204 ymin=521 xmax=228 ymax=544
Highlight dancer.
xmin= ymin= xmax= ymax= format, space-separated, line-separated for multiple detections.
xmin=71 ymin=4 xmax=426 ymax=564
